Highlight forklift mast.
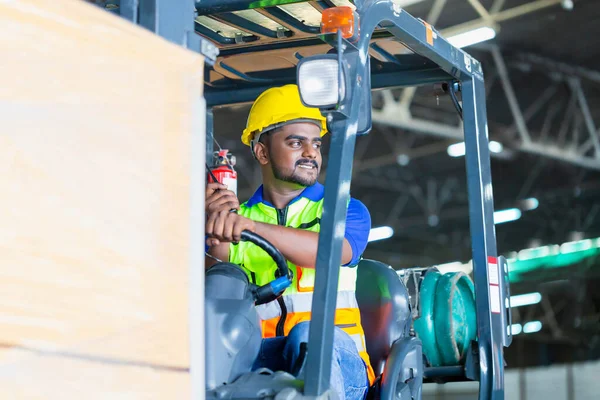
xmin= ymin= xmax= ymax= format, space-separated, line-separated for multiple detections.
xmin=114 ymin=0 xmax=512 ymax=399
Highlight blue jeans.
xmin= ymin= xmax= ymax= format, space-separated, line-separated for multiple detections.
xmin=252 ymin=322 xmax=369 ymax=400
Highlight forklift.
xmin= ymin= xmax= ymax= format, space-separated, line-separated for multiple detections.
xmin=111 ymin=0 xmax=513 ymax=398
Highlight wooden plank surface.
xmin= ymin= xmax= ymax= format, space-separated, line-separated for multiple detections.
xmin=0 ymin=0 xmax=205 ymax=397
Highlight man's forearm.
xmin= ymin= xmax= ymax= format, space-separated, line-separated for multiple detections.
xmin=253 ymin=222 xmax=353 ymax=267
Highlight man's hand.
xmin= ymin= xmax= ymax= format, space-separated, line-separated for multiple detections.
xmin=206 ymin=182 xmax=240 ymax=214
xmin=206 ymin=211 xmax=256 ymax=246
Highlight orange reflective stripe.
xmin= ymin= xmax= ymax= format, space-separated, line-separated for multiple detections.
xmin=257 ymin=291 xmax=359 ymax=320
xmin=365 ymin=351 xmax=376 ymax=385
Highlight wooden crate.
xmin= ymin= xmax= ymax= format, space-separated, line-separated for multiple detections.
xmin=0 ymin=0 xmax=205 ymax=398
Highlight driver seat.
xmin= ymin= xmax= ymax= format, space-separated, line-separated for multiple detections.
xmin=355 ymin=259 xmax=423 ymax=400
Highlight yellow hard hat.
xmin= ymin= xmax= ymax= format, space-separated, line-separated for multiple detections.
xmin=241 ymin=84 xmax=327 ymax=146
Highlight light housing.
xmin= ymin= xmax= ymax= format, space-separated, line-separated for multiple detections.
xmin=520 ymin=197 xmax=539 ymax=211
xmin=509 ymin=323 xmax=522 ymax=335
xmin=297 ymin=54 xmax=345 ymax=109
xmin=493 ymin=208 xmax=522 ymax=224
xmin=447 ymin=142 xmax=466 ymax=157
xmin=368 ymin=226 xmax=394 ymax=242
xmin=447 ymin=140 xmax=504 ymax=157
xmin=510 ymin=292 xmax=542 ymax=307
xmin=447 ymin=26 xmax=496 ymax=48
xmin=523 ymin=320 xmax=542 ymax=333
xmin=488 ymin=140 xmax=504 ymax=154
xmin=321 ymin=6 xmax=359 ymax=41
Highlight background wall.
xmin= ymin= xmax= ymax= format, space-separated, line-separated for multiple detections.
xmin=423 ymin=360 xmax=600 ymax=400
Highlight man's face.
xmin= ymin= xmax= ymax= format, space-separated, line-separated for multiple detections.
xmin=263 ymin=122 xmax=323 ymax=187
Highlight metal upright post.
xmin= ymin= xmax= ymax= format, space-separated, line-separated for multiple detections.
xmin=138 ymin=0 xmax=192 ymax=46
xmin=462 ymin=75 xmax=505 ymax=400
xmin=304 ymin=31 xmax=368 ymax=397
xmin=120 ymin=0 xmax=139 ymax=23
xmin=206 ymin=108 xmax=214 ymax=164
xmin=304 ymin=115 xmax=358 ymax=396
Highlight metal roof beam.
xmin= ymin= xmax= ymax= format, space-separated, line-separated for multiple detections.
xmin=373 ymin=44 xmax=600 ymax=170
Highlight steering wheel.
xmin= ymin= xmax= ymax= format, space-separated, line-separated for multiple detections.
xmin=239 ymin=230 xmax=293 ymax=305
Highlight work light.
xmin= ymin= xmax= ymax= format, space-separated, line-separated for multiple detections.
xmin=297 ymin=55 xmax=345 ymax=109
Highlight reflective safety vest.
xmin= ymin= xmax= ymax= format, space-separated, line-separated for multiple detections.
xmin=229 ymin=190 xmax=375 ymax=385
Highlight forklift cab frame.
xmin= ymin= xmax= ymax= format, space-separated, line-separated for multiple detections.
xmin=114 ymin=0 xmax=513 ymax=398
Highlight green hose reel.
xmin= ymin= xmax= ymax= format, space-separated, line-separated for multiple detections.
xmin=413 ymin=269 xmax=477 ymax=367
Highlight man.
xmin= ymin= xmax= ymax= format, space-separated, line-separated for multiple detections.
xmin=205 ymin=84 xmax=374 ymax=400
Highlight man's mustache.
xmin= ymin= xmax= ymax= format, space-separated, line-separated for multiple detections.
xmin=295 ymin=159 xmax=319 ymax=168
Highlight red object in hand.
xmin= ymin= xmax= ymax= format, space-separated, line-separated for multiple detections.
xmin=208 ymin=149 xmax=237 ymax=195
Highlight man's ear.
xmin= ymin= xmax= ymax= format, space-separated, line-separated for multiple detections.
xmin=253 ymin=141 xmax=269 ymax=165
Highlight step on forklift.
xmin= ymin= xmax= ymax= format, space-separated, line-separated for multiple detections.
xmin=111 ymin=0 xmax=513 ymax=398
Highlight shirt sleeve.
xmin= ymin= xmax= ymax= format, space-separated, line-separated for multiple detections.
xmin=344 ymin=197 xmax=371 ymax=266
